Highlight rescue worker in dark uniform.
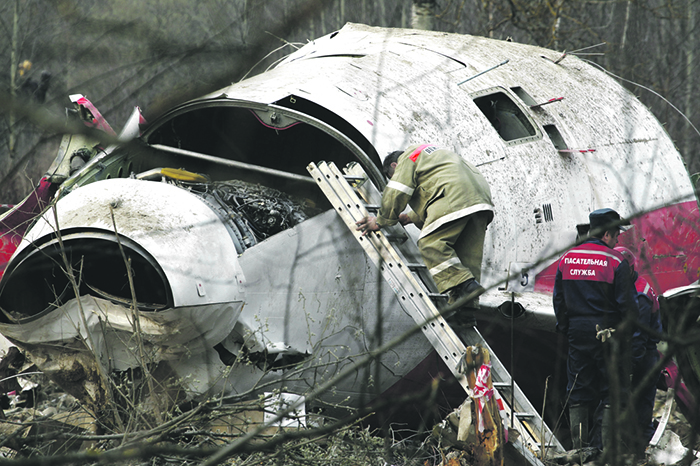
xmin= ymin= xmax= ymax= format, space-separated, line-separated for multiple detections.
xmin=614 ymin=246 xmax=663 ymax=449
xmin=553 ymin=208 xmax=639 ymax=451
xmin=355 ymin=144 xmax=494 ymax=325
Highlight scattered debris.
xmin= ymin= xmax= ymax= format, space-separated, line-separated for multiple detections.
xmin=549 ymin=447 xmax=599 ymax=465
xmin=648 ymin=429 xmax=699 ymax=466
xmin=0 ymin=359 xmax=696 ymax=466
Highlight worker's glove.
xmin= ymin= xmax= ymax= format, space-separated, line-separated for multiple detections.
xmin=595 ymin=324 xmax=615 ymax=342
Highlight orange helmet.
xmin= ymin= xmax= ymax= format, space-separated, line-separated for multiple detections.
xmin=614 ymin=246 xmax=636 ymax=269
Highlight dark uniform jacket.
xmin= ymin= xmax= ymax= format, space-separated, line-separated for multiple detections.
xmin=376 ymin=144 xmax=494 ymax=239
xmin=634 ymin=273 xmax=662 ymax=351
xmin=553 ymin=238 xmax=638 ymax=334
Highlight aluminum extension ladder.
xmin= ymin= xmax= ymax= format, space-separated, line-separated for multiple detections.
xmin=307 ymin=160 xmax=565 ymax=459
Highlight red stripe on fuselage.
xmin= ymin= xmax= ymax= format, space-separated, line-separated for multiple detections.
xmin=536 ymin=201 xmax=700 ymax=294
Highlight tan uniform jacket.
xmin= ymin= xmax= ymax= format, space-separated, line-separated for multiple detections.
xmin=376 ymin=144 xmax=494 ymax=238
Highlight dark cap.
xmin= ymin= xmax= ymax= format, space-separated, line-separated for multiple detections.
xmin=589 ymin=208 xmax=630 ymax=233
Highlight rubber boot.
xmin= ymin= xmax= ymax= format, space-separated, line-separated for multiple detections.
xmin=569 ymin=404 xmax=589 ymax=449
xmin=447 ymin=278 xmax=485 ymax=309
xmin=445 ymin=279 xmax=484 ymax=327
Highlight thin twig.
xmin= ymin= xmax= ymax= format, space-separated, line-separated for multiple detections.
xmin=52 ymin=204 xmax=125 ymax=432
xmin=108 ymin=204 xmax=163 ymax=430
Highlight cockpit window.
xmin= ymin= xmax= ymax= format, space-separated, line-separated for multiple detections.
xmin=473 ymin=89 xmax=539 ymax=144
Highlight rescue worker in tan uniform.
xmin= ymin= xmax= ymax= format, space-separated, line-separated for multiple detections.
xmin=356 ymin=144 xmax=494 ymax=325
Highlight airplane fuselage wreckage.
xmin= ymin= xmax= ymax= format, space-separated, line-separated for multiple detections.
xmin=0 ymin=23 xmax=698 ymax=449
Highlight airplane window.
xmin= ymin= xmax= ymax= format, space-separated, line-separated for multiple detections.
xmin=473 ymin=91 xmax=537 ymax=142
xmin=544 ymin=124 xmax=568 ymax=151
xmin=510 ymin=87 xmax=537 ymax=106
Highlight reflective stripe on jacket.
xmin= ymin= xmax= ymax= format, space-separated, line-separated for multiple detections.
xmin=553 ymin=238 xmax=638 ymax=333
xmin=635 ymin=277 xmax=660 ymax=314
xmin=376 ymin=144 xmax=494 ymax=238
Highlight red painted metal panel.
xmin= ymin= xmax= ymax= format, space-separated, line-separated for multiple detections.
xmin=535 ymin=200 xmax=700 ymax=294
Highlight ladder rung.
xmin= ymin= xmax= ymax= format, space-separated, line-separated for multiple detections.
xmin=406 ymin=262 xmax=427 ymax=270
xmin=514 ymin=412 xmax=535 ymax=419
xmin=364 ymin=204 xmax=380 ymax=211
xmin=385 ymin=233 xmax=407 ymax=244
xmin=492 ymin=382 xmax=512 ymax=389
xmin=343 ymin=175 xmax=364 ymax=182
xmin=428 ymin=292 xmax=448 ymax=299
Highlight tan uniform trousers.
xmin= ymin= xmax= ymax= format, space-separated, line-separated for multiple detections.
xmin=417 ymin=211 xmax=489 ymax=298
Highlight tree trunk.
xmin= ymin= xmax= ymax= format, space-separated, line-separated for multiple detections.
xmin=620 ymin=0 xmax=632 ymax=51
xmin=9 ymin=0 xmax=19 ymax=159
xmin=684 ymin=0 xmax=695 ymax=164
xmin=412 ymin=0 xmax=436 ymax=30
